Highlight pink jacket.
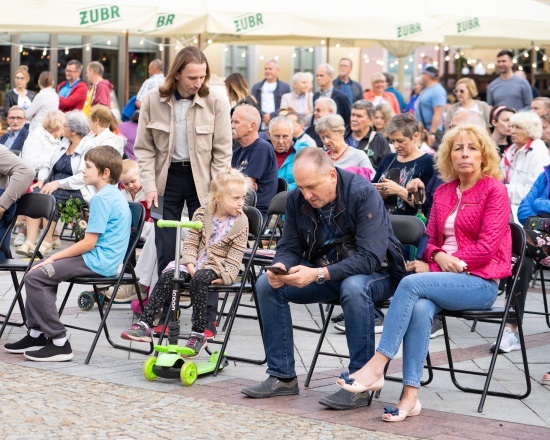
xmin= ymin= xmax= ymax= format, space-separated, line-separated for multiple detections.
xmin=424 ymin=177 xmax=512 ymax=280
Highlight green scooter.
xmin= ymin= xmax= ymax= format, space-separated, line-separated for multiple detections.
xmin=142 ymin=219 xmax=228 ymax=386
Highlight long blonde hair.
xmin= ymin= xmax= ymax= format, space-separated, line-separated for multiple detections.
xmin=436 ymin=124 xmax=502 ymax=182
xmin=206 ymin=168 xmax=247 ymax=213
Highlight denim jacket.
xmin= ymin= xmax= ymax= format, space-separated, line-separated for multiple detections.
xmin=273 ymin=168 xmax=403 ymax=282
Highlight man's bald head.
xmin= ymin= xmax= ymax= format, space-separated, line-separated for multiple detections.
xmin=449 ymin=110 xmax=486 ymax=130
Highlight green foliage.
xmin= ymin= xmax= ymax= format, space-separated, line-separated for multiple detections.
xmin=58 ymin=197 xmax=83 ymax=225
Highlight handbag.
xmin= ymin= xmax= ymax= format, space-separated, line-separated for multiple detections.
xmin=524 ymin=215 xmax=550 ymax=234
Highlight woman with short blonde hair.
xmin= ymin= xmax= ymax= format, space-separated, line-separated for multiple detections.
xmin=363 ymin=73 xmax=400 ymax=114
xmin=444 ymin=77 xmax=491 ymax=130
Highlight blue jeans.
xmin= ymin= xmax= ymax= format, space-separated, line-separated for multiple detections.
xmin=256 ymin=271 xmax=393 ymax=378
xmin=377 ymin=272 xmax=498 ymax=388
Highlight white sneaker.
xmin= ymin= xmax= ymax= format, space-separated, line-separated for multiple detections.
xmin=13 ymin=232 xmax=26 ymax=247
xmin=490 ymin=327 xmax=520 ymax=353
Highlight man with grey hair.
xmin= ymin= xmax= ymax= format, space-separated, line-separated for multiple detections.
xmin=83 ymin=61 xmax=113 ymax=113
xmin=530 ymin=96 xmax=550 ymax=117
xmin=305 ymin=97 xmax=337 ymax=147
xmin=136 ymin=59 xmax=165 ymax=109
xmin=332 ymin=58 xmax=363 ymax=105
xmin=0 ymin=106 xmax=29 ymax=153
xmin=286 ymin=112 xmax=317 ymax=148
xmin=344 ymin=100 xmax=390 ymax=169
xmin=313 ymin=63 xmax=351 ymax=125
xmin=241 ymin=146 xmax=402 ymax=410
xmin=269 ymin=116 xmax=307 ymax=191
xmin=231 ymin=104 xmax=278 ymax=214
xmin=251 ymin=59 xmax=291 ymax=130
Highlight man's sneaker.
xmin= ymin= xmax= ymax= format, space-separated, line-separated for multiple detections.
xmin=121 ymin=322 xmax=152 ymax=342
xmin=333 ymin=315 xmax=384 ymax=334
xmin=183 ymin=332 xmax=207 ymax=359
xmin=241 ymin=375 xmax=299 ymax=398
xmin=24 ymin=340 xmax=74 ymax=362
xmin=490 ymin=327 xmax=521 ymax=353
xmin=319 ymin=388 xmax=372 ymax=410
xmin=105 ymin=284 xmax=146 ymax=302
xmin=4 ymin=333 xmax=48 ymax=354
xmin=430 ymin=316 xmax=444 ymax=339
xmin=13 ymin=232 xmax=26 ymax=247
xmin=153 ymin=323 xmax=169 ymax=337
xmin=204 ymin=321 xmax=217 ymax=341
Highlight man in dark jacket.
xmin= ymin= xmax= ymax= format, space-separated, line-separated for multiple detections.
xmin=251 ymin=59 xmax=291 ymax=131
xmin=0 ymin=106 xmax=29 ymax=153
xmin=313 ymin=63 xmax=351 ymax=125
xmin=344 ymin=100 xmax=391 ymax=170
xmin=242 ymin=147 xmax=401 ymax=410
xmin=333 ymin=58 xmax=363 ymax=105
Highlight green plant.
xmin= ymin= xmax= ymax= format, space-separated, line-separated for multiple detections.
xmin=58 ymin=197 xmax=89 ymax=241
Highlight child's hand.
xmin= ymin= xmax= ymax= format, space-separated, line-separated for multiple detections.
xmin=211 ymin=278 xmax=224 ymax=285
xmin=31 ymin=256 xmax=56 ymax=271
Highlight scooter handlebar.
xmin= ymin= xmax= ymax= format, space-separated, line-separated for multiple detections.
xmin=157 ymin=220 xmax=203 ymax=230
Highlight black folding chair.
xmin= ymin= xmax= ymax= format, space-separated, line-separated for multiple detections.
xmin=277 ymin=177 xmax=288 ymax=193
xmin=0 ymin=193 xmax=56 ymax=338
xmin=424 ymin=223 xmax=531 ymax=413
xmin=525 ymin=262 xmax=550 ymax=328
xmin=304 ymin=215 xmax=426 ymax=387
xmin=57 ymin=202 xmax=151 ymax=364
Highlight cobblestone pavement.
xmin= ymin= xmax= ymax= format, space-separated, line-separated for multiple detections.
xmin=0 ymin=362 xmax=412 ymax=440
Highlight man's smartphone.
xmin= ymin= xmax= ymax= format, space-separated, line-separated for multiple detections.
xmin=265 ymin=265 xmax=289 ymax=275
xmin=150 ymin=195 xmax=164 ymax=220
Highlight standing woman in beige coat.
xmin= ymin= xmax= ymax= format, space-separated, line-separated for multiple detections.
xmin=134 ymin=47 xmax=232 ymax=335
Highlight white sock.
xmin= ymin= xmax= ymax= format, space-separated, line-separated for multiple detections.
xmin=52 ymin=337 xmax=67 ymax=347
xmin=29 ymin=329 xmax=43 ymax=338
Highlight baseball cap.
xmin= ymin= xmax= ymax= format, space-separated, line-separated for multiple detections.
xmin=422 ymin=65 xmax=439 ymax=78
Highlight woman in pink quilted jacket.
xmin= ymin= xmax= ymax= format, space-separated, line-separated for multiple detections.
xmin=335 ymin=124 xmax=512 ymax=422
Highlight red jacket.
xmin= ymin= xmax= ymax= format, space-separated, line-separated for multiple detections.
xmin=91 ymin=79 xmax=114 ymax=108
xmin=57 ymin=80 xmax=87 ymax=112
xmin=424 ymin=177 xmax=512 ymax=280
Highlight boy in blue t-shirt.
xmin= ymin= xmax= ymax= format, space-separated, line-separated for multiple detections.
xmin=4 ymin=146 xmax=131 ymax=362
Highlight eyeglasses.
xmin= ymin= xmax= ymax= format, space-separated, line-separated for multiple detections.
xmin=7 ymin=116 xmax=25 ymax=121
xmin=65 ymin=69 xmax=79 ymax=73
xmin=453 ymin=89 xmax=466 ymax=94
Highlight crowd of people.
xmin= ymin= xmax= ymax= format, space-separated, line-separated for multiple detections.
xmin=1 ymin=46 xmax=550 ymax=420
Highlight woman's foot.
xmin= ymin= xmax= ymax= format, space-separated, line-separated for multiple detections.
xmin=15 ymin=241 xmax=35 ymax=257
xmin=336 ymin=371 xmax=384 ymax=393
xmin=38 ymin=241 xmax=54 ymax=256
xmin=382 ymin=399 xmax=421 ymax=422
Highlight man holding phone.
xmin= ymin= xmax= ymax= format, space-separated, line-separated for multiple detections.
xmin=134 ymin=47 xmax=232 ymax=338
xmin=242 ymin=147 xmax=403 ymax=410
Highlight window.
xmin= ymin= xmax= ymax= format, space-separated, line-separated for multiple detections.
xmin=224 ymin=45 xmax=249 ymax=79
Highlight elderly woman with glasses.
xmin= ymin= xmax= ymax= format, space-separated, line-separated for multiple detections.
xmin=363 ymin=73 xmax=400 ymax=115
xmin=444 ymin=78 xmax=491 ymax=131
xmin=16 ymin=111 xmax=97 ymax=257
xmin=501 ymin=111 xmax=550 ymax=223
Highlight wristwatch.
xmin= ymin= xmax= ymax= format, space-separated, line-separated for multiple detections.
xmin=316 ymin=268 xmax=326 ymax=284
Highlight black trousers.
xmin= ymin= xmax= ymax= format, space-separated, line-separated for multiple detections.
xmin=155 ymin=162 xmax=218 ymax=323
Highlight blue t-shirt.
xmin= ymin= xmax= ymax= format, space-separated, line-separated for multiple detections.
xmin=231 ymin=137 xmax=278 ymax=214
xmin=414 ymin=83 xmax=446 ymax=131
xmin=58 ymin=79 xmax=82 ymax=98
xmin=83 ymin=184 xmax=131 ymax=277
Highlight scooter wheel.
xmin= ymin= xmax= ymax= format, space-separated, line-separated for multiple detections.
xmin=143 ymin=356 xmax=158 ymax=381
xmin=180 ymin=361 xmax=197 ymax=386
xmin=77 ymin=291 xmax=95 ymax=311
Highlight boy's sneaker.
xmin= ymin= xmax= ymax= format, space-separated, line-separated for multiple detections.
xmin=183 ymin=332 xmax=207 ymax=359
xmin=430 ymin=316 xmax=444 ymax=339
xmin=153 ymin=323 xmax=169 ymax=337
xmin=4 ymin=333 xmax=48 ymax=353
xmin=204 ymin=322 xmax=217 ymax=341
xmin=24 ymin=340 xmax=74 ymax=362
xmin=490 ymin=327 xmax=520 ymax=353
xmin=121 ymin=322 xmax=152 ymax=342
